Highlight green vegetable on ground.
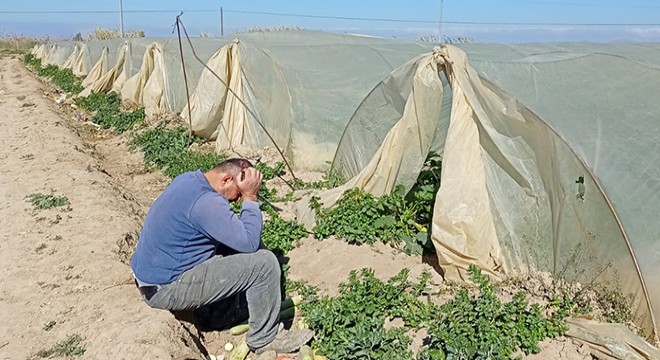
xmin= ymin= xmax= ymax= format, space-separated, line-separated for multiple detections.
xmin=295 ymin=265 xmax=571 ymax=360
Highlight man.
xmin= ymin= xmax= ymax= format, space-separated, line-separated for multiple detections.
xmin=130 ymin=158 xmax=311 ymax=355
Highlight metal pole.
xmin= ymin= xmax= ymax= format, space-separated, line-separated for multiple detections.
xmin=438 ymin=0 xmax=444 ymax=43
xmin=120 ymin=0 xmax=125 ymax=38
xmin=220 ymin=6 xmax=224 ymax=36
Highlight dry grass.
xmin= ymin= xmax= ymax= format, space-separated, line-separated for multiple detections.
xmin=0 ymin=35 xmax=43 ymax=55
xmin=84 ymin=28 xmax=145 ymax=40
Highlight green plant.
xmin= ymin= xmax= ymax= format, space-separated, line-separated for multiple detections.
xmin=298 ymin=266 xmax=570 ymax=360
xmin=309 ymin=152 xmax=441 ymax=255
xmin=26 ymin=193 xmax=69 ymax=210
xmin=311 ymin=186 xmax=428 ymax=255
xmin=256 ymin=162 xmax=285 ymax=181
xmin=24 ymin=53 xmax=41 ymax=67
xmin=301 ymin=269 xmax=422 ymax=360
xmin=21 ymin=102 xmax=36 ymax=108
xmin=75 ymin=92 xmax=144 ymax=133
xmin=130 ymin=125 xmax=225 ymax=178
xmin=23 ymin=55 xmax=83 ymax=93
xmin=285 ymin=277 xmax=319 ymax=299
xmin=261 ymin=209 xmax=308 ymax=257
xmin=36 ymin=334 xmax=86 ymax=357
xmin=35 ymin=64 xmax=83 ymax=94
xmin=422 ymin=266 xmax=569 ymax=359
xmin=165 ymin=150 xmax=226 ymax=178
xmin=406 ymin=152 xmax=442 ymax=229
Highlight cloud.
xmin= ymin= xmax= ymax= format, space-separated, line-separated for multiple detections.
xmin=625 ymin=27 xmax=660 ymax=37
xmin=326 ymin=25 xmax=660 ymax=43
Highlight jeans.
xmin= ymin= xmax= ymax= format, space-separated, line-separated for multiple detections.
xmin=143 ymin=249 xmax=281 ymax=349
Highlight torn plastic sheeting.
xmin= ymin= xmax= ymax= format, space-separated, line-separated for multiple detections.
xmin=566 ymin=318 xmax=660 ymax=360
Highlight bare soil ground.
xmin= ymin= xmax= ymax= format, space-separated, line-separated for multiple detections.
xmin=0 ymin=57 xmax=201 ymax=360
xmin=0 ymin=56 xmax=592 ymax=359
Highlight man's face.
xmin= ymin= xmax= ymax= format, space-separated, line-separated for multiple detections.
xmin=224 ymin=174 xmax=242 ymax=202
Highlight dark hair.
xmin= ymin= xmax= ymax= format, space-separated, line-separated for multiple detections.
xmin=212 ymin=158 xmax=254 ymax=176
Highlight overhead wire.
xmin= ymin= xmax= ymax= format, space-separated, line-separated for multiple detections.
xmin=2 ymin=8 xmax=660 ymax=26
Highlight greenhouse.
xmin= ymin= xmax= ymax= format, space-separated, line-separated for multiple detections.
xmin=31 ymin=34 xmax=660 ymax=340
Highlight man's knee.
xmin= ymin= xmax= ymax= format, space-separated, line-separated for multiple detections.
xmin=252 ymin=249 xmax=281 ymax=279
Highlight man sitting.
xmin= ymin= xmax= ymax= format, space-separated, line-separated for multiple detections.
xmin=130 ymin=158 xmax=311 ymax=355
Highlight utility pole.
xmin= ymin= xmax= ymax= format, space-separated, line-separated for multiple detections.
xmin=120 ymin=0 xmax=125 ymax=38
xmin=438 ymin=0 xmax=444 ymax=43
xmin=220 ymin=6 xmax=224 ymax=36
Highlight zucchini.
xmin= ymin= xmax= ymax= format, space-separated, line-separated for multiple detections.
xmin=299 ymin=345 xmax=314 ymax=360
xmin=229 ymin=323 xmax=250 ymax=336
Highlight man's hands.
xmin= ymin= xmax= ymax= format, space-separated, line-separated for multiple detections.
xmin=236 ymin=167 xmax=262 ymax=202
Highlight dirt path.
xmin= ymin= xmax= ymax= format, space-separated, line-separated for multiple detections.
xmin=0 ymin=57 xmax=196 ymax=360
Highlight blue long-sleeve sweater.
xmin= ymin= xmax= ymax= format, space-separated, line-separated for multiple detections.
xmin=130 ymin=169 xmax=263 ymax=285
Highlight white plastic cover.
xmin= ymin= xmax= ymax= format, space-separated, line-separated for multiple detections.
xmin=326 ymin=44 xmax=660 ymax=338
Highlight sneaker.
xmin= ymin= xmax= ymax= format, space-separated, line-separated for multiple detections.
xmin=253 ymin=327 xmax=315 ymax=355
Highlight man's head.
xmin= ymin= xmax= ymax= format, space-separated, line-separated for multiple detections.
xmin=205 ymin=158 xmax=254 ymax=201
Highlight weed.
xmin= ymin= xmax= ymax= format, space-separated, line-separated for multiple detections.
xmin=16 ymin=95 xmax=26 ymax=101
xmin=26 ymin=193 xmax=69 ymax=210
xmin=36 ymin=334 xmax=86 ymax=358
xmin=21 ymin=102 xmax=36 ymax=108
xmin=43 ymin=321 xmax=56 ymax=331
xmin=292 ymin=165 xmax=346 ymax=191
xmin=596 ymin=286 xmax=633 ymax=323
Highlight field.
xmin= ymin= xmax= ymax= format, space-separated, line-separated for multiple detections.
xmin=0 ymin=53 xmax=640 ymax=360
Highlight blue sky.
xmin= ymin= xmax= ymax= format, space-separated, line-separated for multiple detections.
xmin=1 ymin=0 xmax=660 ymax=42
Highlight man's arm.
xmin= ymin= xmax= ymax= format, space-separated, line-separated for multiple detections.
xmin=190 ymin=194 xmax=262 ymax=253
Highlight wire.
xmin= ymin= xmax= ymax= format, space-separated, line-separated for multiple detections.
xmin=174 ymin=17 xmax=299 ymax=183
xmin=2 ymin=8 xmax=660 ymax=27
xmin=210 ymin=9 xmax=660 ymax=26
xmin=493 ymin=0 xmax=660 ymax=9
xmin=0 ymin=10 xmax=218 ymax=14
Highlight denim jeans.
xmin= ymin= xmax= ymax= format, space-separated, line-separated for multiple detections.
xmin=144 ymin=249 xmax=281 ymax=349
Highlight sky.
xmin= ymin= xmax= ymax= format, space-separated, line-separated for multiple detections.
xmin=1 ymin=0 xmax=660 ymax=43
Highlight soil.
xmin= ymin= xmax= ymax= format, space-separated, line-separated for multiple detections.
xmin=0 ymin=56 xmax=595 ymax=360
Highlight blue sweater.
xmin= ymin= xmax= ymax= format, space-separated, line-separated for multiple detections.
xmin=130 ymin=170 xmax=263 ymax=285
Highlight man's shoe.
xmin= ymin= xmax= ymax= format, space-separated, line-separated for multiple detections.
xmin=253 ymin=328 xmax=315 ymax=355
